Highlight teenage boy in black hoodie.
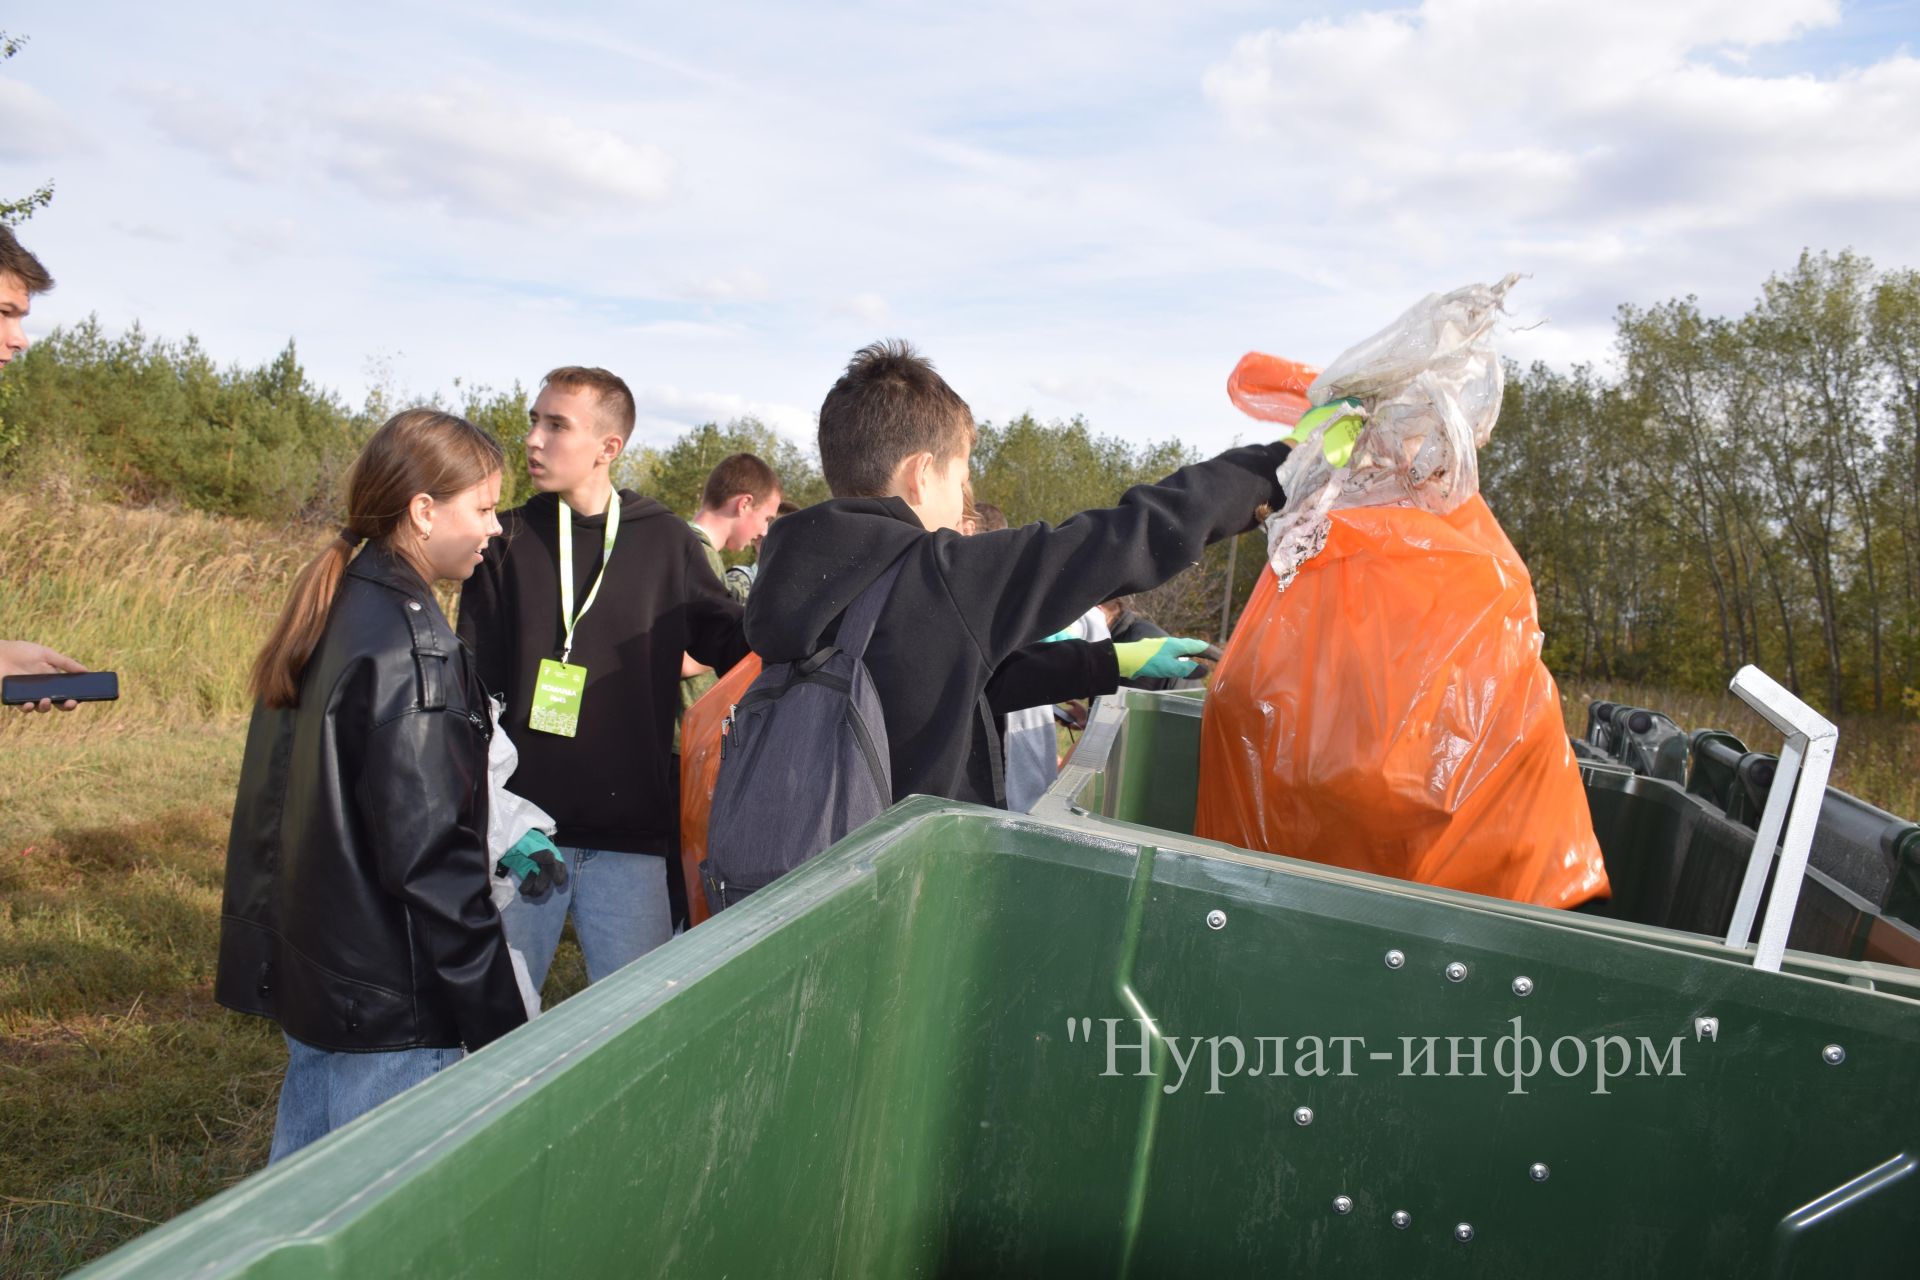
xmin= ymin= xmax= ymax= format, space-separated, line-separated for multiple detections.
xmin=744 ymin=341 xmax=1289 ymax=808
xmin=459 ymin=367 xmax=748 ymax=987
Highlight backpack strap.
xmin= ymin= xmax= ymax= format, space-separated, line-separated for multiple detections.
xmin=832 ymin=554 xmax=909 ymax=663
xmin=975 ymin=693 xmax=1008 ymax=809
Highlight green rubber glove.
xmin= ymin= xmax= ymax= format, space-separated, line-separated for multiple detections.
xmin=496 ymin=831 xmax=568 ymax=898
xmin=1114 ymin=637 xmax=1212 ymax=680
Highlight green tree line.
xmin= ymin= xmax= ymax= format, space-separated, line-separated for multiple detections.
xmin=0 ymin=323 xmax=1258 ymax=636
xmin=1484 ymin=250 xmax=1920 ymax=715
xmin=4 ymin=248 xmax=1913 ymax=713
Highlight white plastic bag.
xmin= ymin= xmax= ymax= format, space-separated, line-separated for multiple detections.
xmin=485 ymin=697 xmax=557 ymax=1019
xmin=1266 ymin=273 xmax=1521 ymax=591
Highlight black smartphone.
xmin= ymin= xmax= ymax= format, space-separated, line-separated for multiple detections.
xmin=2 ymin=671 xmax=120 ymax=705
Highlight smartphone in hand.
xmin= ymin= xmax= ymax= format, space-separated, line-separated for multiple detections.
xmin=1 ymin=671 xmax=120 ymax=705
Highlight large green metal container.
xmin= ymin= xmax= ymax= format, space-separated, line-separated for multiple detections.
xmin=84 ymin=690 xmax=1920 ymax=1277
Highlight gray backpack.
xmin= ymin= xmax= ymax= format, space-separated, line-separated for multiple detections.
xmin=701 ymin=557 xmax=907 ymax=910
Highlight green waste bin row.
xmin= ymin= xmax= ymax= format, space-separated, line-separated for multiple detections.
xmin=83 ymin=689 xmax=1920 ymax=1278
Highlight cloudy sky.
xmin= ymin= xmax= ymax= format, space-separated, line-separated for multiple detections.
xmin=3 ymin=0 xmax=1916 ymax=454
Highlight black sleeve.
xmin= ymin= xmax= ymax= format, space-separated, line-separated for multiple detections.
xmin=683 ymin=539 xmax=751 ymax=676
xmin=358 ymin=712 xmax=527 ymax=1051
xmin=933 ymin=442 xmax=1288 ymax=666
xmin=985 ymin=639 xmax=1120 ymax=715
xmin=456 ymin=541 xmax=514 ymax=705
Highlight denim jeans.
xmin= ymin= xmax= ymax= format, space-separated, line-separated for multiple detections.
xmin=499 ymin=846 xmax=672 ymax=990
xmin=267 ymin=1032 xmax=462 ymax=1164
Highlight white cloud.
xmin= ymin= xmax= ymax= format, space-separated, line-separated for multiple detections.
xmin=630 ymin=384 xmax=814 ymax=446
xmin=835 ymin=293 xmax=889 ymax=322
xmin=130 ymin=82 xmax=281 ymax=179
xmin=323 ymin=89 xmax=675 ymax=222
xmin=0 ymin=79 xmax=87 ymax=160
xmin=1200 ymin=0 xmax=1918 ymax=225
xmin=130 ymin=79 xmax=675 ymax=224
xmin=625 ymin=319 xmax=744 ymax=341
xmin=681 ymin=269 xmax=769 ymax=301
xmin=109 ymin=220 xmax=183 ymax=244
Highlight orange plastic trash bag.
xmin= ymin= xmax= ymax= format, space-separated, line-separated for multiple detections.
xmin=679 ymin=653 xmax=762 ymax=927
xmin=1198 ymin=275 xmax=1607 ymax=908
xmin=1195 ymin=497 xmax=1607 ymax=907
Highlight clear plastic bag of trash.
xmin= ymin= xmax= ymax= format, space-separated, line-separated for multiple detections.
xmin=1263 ymin=272 xmax=1519 ymax=594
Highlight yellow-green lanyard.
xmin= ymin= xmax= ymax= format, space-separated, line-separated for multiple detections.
xmin=558 ymin=491 xmax=620 ymax=664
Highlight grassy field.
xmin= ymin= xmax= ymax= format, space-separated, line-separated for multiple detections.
xmin=0 ymin=495 xmax=581 ymax=1274
xmin=1 ymin=493 xmax=1914 ymax=1275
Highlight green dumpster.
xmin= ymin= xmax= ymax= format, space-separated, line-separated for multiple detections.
xmin=83 ymin=690 xmax=1920 ymax=1277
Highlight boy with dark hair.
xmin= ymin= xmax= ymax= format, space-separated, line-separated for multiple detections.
xmin=697 ymin=452 xmax=782 ymax=549
xmin=1 ymin=226 xmax=93 ymax=713
xmin=459 ymin=366 xmax=748 ymax=987
xmin=687 ymin=452 xmax=782 ymax=603
xmin=680 ymin=451 xmax=782 ymax=736
xmin=1 ymin=223 xmax=54 ymax=371
xmin=744 ymin=339 xmax=1288 ymax=808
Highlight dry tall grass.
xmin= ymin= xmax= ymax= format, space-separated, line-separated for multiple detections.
xmin=0 ymin=493 xmax=329 ymax=733
xmin=1557 ymin=679 xmax=1919 ymax=821
xmin=0 ymin=495 xmax=589 ymax=1274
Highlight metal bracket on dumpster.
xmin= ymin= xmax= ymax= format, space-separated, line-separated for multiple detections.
xmin=1721 ymin=665 xmax=1839 ymax=973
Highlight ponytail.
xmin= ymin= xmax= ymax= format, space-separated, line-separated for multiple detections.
xmin=248 ymin=409 xmax=502 ymax=709
xmin=249 ymin=534 xmax=359 ymax=708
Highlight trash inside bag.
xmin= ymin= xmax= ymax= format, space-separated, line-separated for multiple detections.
xmin=1262 ymin=274 xmax=1519 ymax=594
xmin=679 ymin=654 xmax=763 ymax=926
xmin=1195 ymin=277 xmax=1609 ymax=908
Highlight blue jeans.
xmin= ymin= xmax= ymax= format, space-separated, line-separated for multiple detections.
xmin=499 ymin=846 xmax=672 ymax=990
xmin=268 ymin=1032 xmax=462 ymax=1164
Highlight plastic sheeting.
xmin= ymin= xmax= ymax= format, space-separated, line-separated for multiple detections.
xmin=679 ymin=654 xmax=763 ymax=926
xmin=484 ymin=698 xmax=556 ymax=1017
xmin=1196 ymin=277 xmax=1609 ymax=908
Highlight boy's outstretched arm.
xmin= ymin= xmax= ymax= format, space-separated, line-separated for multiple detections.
xmin=984 ymin=639 xmax=1119 ymax=715
xmin=938 ymin=442 xmax=1287 ymax=666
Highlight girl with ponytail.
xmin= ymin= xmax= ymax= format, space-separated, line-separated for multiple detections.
xmin=216 ymin=409 xmax=529 ymax=1161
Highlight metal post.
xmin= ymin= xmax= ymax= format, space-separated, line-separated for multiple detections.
xmin=1719 ymin=665 xmax=1839 ymax=972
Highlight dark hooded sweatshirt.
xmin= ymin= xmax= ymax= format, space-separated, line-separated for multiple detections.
xmin=744 ymin=442 xmax=1289 ymax=806
xmin=457 ymin=489 xmax=749 ymax=855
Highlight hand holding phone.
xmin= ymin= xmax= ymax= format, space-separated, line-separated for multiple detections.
xmin=0 ymin=641 xmax=109 ymax=713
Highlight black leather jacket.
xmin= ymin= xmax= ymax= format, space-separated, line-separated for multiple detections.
xmin=216 ymin=544 xmax=527 ymax=1052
